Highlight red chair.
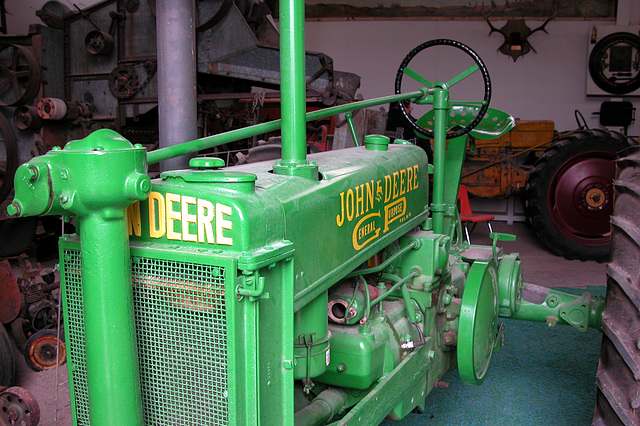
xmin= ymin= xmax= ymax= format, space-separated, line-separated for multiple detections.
xmin=458 ymin=185 xmax=494 ymax=243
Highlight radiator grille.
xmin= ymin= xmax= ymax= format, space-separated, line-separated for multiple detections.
xmin=63 ymin=250 xmax=229 ymax=425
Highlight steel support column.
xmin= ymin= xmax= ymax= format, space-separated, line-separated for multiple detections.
xmin=156 ymin=0 xmax=197 ymax=171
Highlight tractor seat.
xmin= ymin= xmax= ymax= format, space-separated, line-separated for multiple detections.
xmin=415 ymin=106 xmax=515 ymax=140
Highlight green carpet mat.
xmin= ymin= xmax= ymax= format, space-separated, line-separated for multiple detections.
xmin=382 ymin=286 xmax=604 ymax=425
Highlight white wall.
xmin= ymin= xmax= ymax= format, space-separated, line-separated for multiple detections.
xmin=305 ymin=17 xmax=640 ymax=136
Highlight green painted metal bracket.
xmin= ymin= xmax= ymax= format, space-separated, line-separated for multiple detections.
xmin=236 ymin=273 xmax=268 ymax=301
xmin=345 ymin=112 xmax=360 ymax=147
xmin=236 ymin=242 xmax=295 ymax=302
xmin=237 ymin=240 xmax=295 ymax=272
xmin=328 ymin=343 xmax=433 ymax=425
xmin=509 ymin=285 xmax=605 ymax=331
xmin=555 ymin=292 xmax=603 ymax=331
xmin=490 ymin=232 xmax=516 ymax=258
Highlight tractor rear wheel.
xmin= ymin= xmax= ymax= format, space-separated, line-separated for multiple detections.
xmin=593 ymin=146 xmax=640 ymax=425
xmin=526 ymin=129 xmax=636 ymax=261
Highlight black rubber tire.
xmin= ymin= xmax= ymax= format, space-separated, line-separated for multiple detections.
xmin=593 ymin=146 xmax=640 ymax=425
xmin=10 ymin=318 xmax=31 ymax=354
xmin=0 ymin=325 xmax=15 ymax=387
xmin=588 ymin=32 xmax=640 ymax=95
xmin=526 ymin=129 xmax=637 ymax=261
xmin=24 ymin=328 xmax=66 ymax=372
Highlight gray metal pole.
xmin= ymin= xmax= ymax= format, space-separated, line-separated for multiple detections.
xmin=156 ymin=0 xmax=197 ymax=171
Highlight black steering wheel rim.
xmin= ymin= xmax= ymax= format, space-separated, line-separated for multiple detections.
xmin=394 ymin=39 xmax=491 ymax=140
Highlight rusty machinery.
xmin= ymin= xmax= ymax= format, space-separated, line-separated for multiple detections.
xmin=0 ymin=0 xmax=366 ymax=257
xmin=0 ymin=255 xmax=56 ymax=425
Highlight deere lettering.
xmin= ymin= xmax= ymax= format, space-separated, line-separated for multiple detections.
xmin=127 ymin=191 xmax=233 ymax=245
xmin=337 ymin=165 xmax=419 ymax=250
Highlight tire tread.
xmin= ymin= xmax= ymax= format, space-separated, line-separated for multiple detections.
xmin=594 ymin=148 xmax=640 ymax=424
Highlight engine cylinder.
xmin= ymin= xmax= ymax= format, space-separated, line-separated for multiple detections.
xmin=294 ymin=292 xmax=330 ymax=380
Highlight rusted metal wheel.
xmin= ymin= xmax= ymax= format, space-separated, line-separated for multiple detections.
xmin=12 ymin=106 xmax=42 ymax=131
xmin=24 ymin=329 xmax=66 ymax=372
xmin=526 ymin=129 xmax=637 ymax=261
xmin=109 ymin=66 xmax=139 ymax=99
xmin=593 ymin=146 xmax=640 ymax=425
xmin=0 ymin=386 xmax=40 ymax=426
xmin=0 ymin=43 xmax=42 ymax=106
xmin=84 ymin=30 xmax=114 ymax=56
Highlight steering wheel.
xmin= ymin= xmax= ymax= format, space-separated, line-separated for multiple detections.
xmin=394 ymin=39 xmax=491 ymax=139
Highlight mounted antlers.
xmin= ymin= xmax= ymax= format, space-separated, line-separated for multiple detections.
xmin=482 ymin=6 xmax=555 ymax=62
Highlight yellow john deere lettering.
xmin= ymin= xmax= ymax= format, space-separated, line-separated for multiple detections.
xmin=336 ymin=165 xmax=419 ymax=250
xmin=127 ymin=191 xmax=233 ymax=245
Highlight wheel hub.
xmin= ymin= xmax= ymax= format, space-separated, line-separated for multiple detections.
xmin=7 ymin=407 xmax=20 ymax=421
xmin=550 ymin=152 xmax=615 ymax=244
xmin=582 ymin=184 xmax=608 ymax=211
xmin=25 ymin=329 xmax=66 ymax=371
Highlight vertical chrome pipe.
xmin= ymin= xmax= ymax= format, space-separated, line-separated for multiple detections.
xmin=156 ymin=0 xmax=198 ymax=171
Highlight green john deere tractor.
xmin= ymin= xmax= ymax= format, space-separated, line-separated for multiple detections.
xmin=4 ymin=0 xmax=634 ymax=424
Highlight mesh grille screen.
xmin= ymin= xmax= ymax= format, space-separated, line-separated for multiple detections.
xmin=63 ymin=250 xmax=229 ymax=425
xmin=63 ymin=250 xmax=90 ymax=425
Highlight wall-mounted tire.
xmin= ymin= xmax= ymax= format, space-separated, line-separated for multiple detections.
xmin=526 ymin=129 xmax=637 ymax=261
xmin=593 ymin=146 xmax=640 ymax=425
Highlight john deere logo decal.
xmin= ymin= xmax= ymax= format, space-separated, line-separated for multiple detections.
xmin=336 ymin=165 xmax=419 ymax=250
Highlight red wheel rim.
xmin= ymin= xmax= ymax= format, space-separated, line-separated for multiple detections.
xmin=548 ymin=150 xmax=616 ymax=247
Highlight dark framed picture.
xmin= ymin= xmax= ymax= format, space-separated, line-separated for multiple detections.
xmin=299 ymin=0 xmax=616 ymax=21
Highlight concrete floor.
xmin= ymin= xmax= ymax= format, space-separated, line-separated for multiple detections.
xmin=472 ymin=221 xmax=607 ymax=289
xmin=7 ymin=262 xmax=72 ymax=426
xmin=6 ymin=221 xmax=606 ymax=425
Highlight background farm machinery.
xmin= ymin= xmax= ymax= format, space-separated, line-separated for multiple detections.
xmin=0 ymin=0 xmax=367 ymax=255
xmin=1 ymin=0 xmax=635 ymax=266
xmin=5 ymin=0 xmax=626 ymax=418
xmin=457 ymin=120 xmax=637 ymax=262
